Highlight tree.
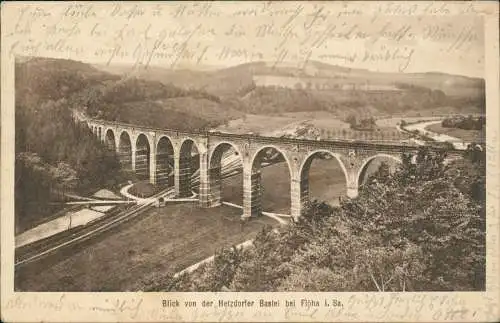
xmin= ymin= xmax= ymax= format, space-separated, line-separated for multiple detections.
xmin=230 ymin=226 xmax=288 ymax=291
xmin=342 ymin=148 xmax=485 ymax=290
xmin=15 ymin=96 xmax=124 ymax=231
xmin=431 ymin=89 xmax=446 ymax=103
xmin=346 ymin=114 xmax=357 ymax=129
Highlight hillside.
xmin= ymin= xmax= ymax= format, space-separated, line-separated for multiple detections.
xmin=239 ymin=84 xmax=484 ymax=119
xmin=95 ymin=60 xmax=485 ymax=118
xmin=16 ymin=57 xmax=485 ymax=129
xmin=17 ymin=57 xmax=242 ymax=130
xmin=115 ymin=98 xmax=243 ymax=131
xmin=95 ymin=60 xmax=485 ymax=98
xmin=95 ymin=62 xmax=268 ymax=98
xmin=302 ymin=61 xmax=485 ymax=98
xmin=16 ymin=57 xmax=119 ymax=107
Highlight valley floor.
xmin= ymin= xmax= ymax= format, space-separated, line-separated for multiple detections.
xmin=15 ymin=203 xmax=277 ymax=291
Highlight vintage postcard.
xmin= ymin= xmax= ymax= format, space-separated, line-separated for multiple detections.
xmin=1 ymin=1 xmax=499 ymax=322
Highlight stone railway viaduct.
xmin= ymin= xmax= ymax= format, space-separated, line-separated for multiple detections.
xmin=85 ymin=118 xmax=462 ymax=220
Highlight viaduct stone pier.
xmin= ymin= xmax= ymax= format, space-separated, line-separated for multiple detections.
xmin=85 ymin=118 xmax=462 ymax=220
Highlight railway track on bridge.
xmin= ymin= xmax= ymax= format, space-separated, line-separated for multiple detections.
xmin=83 ymin=115 xmax=466 ymax=155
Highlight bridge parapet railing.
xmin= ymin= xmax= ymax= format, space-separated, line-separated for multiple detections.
xmin=86 ymin=118 xmax=207 ymax=137
xmin=85 ymin=117 xmax=465 ymax=155
xmin=204 ymin=131 xmax=465 ymax=155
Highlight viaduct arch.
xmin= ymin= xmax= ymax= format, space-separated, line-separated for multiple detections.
xmin=247 ymin=145 xmax=293 ymax=217
xmin=118 ymin=131 xmax=132 ymax=170
xmin=135 ymin=133 xmax=151 ymax=180
xmin=105 ymin=129 xmax=116 ymax=151
xmin=156 ymin=136 xmax=174 ymax=187
xmin=177 ymin=138 xmax=200 ymax=197
xmin=85 ymin=118 xmax=462 ymax=221
xmin=356 ymin=154 xmax=402 ymax=189
xmin=298 ymin=150 xmax=348 ymax=212
xmin=208 ymin=142 xmax=243 ymax=208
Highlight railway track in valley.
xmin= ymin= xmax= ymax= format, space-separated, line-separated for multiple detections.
xmin=15 ymin=151 xmax=282 ymax=269
xmin=15 ymin=188 xmax=173 ymax=268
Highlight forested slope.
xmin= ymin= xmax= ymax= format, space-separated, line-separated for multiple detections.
xmin=239 ymin=83 xmax=485 ymax=118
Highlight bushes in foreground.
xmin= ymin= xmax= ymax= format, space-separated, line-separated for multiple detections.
xmin=151 ymin=146 xmax=485 ymax=292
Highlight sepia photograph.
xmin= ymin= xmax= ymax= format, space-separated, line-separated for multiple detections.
xmin=2 ymin=1 xmax=499 ymax=322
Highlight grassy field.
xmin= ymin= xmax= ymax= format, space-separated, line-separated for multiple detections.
xmin=15 ymin=204 xmax=277 ymax=291
xmin=216 ymin=114 xmax=298 ymax=135
xmin=16 ymin=157 xmax=394 ymax=291
xmin=216 ymin=112 xmax=419 ymax=142
xmin=278 ymin=111 xmax=350 ymax=128
xmin=375 ymin=116 xmax=444 ymax=128
xmin=216 ymin=112 xmax=352 ymax=135
xmin=425 ymin=123 xmax=485 ymax=142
